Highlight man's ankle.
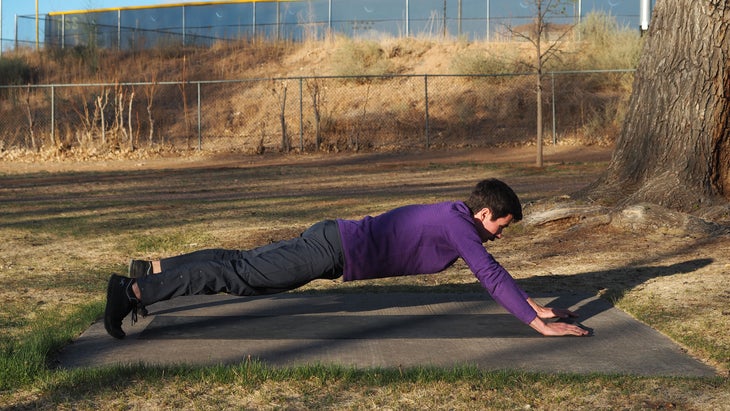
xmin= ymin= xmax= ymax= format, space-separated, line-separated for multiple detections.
xmin=131 ymin=281 xmax=142 ymax=301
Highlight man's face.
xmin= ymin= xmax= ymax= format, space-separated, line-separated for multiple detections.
xmin=474 ymin=209 xmax=513 ymax=242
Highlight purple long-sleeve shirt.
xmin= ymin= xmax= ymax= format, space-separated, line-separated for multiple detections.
xmin=336 ymin=201 xmax=537 ymax=324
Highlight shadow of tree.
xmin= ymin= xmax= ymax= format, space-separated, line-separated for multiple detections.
xmin=144 ymin=257 xmax=713 ymax=325
xmin=519 ymin=258 xmax=714 ymax=313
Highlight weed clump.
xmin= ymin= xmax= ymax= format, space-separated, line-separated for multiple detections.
xmin=573 ymin=11 xmax=643 ymax=70
xmin=331 ymin=39 xmax=395 ymax=77
xmin=0 ymin=57 xmax=36 ymax=85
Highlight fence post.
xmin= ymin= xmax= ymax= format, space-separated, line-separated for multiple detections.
xmin=276 ymin=2 xmax=281 ymax=42
xmin=405 ymin=0 xmax=410 ymax=37
xmin=486 ymin=0 xmax=490 ymax=41
xmin=299 ymin=77 xmax=304 ymax=151
xmin=117 ymin=9 xmax=121 ymax=51
xmin=50 ymin=85 xmax=55 ymax=146
xmin=424 ymin=74 xmax=430 ymax=149
xmin=182 ymin=6 xmax=186 ymax=46
xmin=197 ymin=82 xmax=201 ymax=150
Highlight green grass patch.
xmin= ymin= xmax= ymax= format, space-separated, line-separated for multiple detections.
xmin=6 ymin=350 xmax=729 ymax=409
xmin=0 ymin=300 xmax=103 ymax=391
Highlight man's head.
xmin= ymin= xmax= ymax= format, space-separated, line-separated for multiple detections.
xmin=464 ymin=178 xmax=523 ymax=222
xmin=464 ymin=178 xmax=522 ymax=242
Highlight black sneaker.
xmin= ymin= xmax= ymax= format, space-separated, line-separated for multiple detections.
xmin=128 ymin=259 xmax=152 ymax=278
xmin=104 ymin=274 xmax=139 ymax=339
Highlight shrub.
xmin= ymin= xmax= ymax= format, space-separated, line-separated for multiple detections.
xmin=331 ymin=39 xmax=394 ymax=77
xmin=450 ymin=43 xmax=531 ymax=75
xmin=575 ymin=12 xmax=643 ymax=70
xmin=0 ymin=57 xmax=35 ymax=85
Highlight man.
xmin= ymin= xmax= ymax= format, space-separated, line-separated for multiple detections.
xmin=105 ymin=178 xmax=589 ymax=339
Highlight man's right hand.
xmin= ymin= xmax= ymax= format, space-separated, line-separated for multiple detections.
xmin=529 ymin=317 xmax=590 ymax=336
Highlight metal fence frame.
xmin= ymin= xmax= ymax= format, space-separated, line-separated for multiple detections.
xmin=0 ymin=69 xmax=635 ymax=154
xmin=11 ymin=1 xmax=648 ymax=51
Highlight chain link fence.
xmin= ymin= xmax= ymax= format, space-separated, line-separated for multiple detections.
xmin=15 ymin=3 xmax=644 ymax=50
xmin=0 ymin=70 xmax=634 ymax=155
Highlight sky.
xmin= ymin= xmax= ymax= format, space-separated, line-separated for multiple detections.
xmin=1 ymin=1 xmax=649 ymax=50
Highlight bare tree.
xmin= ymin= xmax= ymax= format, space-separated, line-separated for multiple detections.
xmin=113 ymin=84 xmax=125 ymax=147
xmin=506 ymin=0 xmax=575 ymax=167
xmin=308 ymin=78 xmax=323 ymax=150
xmin=178 ymin=56 xmax=192 ymax=149
xmin=127 ymin=89 xmax=135 ymax=151
xmin=95 ymin=88 xmax=110 ymax=145
xmin=70 ymin=93 xmax=97 ymax=148
xmin=22 ymin=86 xmax=37 ymax=152
xmin=272 ymin=80 xmax=290 ymax=152
xmin=110 ymin=83 xmax=135 ymax=151
xmin=143 ymin=76 xmax=158 ymax=148
xmin=580 ymin=0 xmax=730 ymax=215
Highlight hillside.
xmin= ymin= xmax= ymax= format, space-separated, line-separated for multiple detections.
xmin=0 ymin=13 xmax=641 ymax=160
xmin=23 ymin=30 xmax=639 ymax=84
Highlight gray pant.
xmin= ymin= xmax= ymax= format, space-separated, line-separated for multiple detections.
xmin=136 ymin=220 xmax=344 ymax=305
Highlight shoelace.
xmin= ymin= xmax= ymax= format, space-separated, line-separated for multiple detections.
xmin=124 ymin=279 xmax=141 ymax=326
xmin=130 ymin=301 xmax=138 ymax=325
xmin=132 ymin=304 xmax=150 ymax=325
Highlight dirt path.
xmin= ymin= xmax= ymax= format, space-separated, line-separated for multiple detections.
xmin=0 ymin=145 xmax=612 ymax=175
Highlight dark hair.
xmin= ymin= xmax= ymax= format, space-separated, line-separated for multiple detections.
xmin=464 ymin=178 xmax=523 ymax=222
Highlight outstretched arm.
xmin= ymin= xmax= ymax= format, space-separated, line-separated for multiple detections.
xmin=526 ymin=297 xmax=589 ymax=337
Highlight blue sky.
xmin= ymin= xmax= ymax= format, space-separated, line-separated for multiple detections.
xmin=2 ymin=1 xmax=647 ymax=49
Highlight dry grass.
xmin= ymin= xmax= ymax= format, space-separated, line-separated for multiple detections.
xmin=0 ymin=146 xmax=728 ymax=409
xmin=8 ymin=371 xmax=728 ymax=410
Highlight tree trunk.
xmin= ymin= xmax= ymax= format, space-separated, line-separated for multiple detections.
xmin=580 ymin=0 xmax=730 ymax=212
